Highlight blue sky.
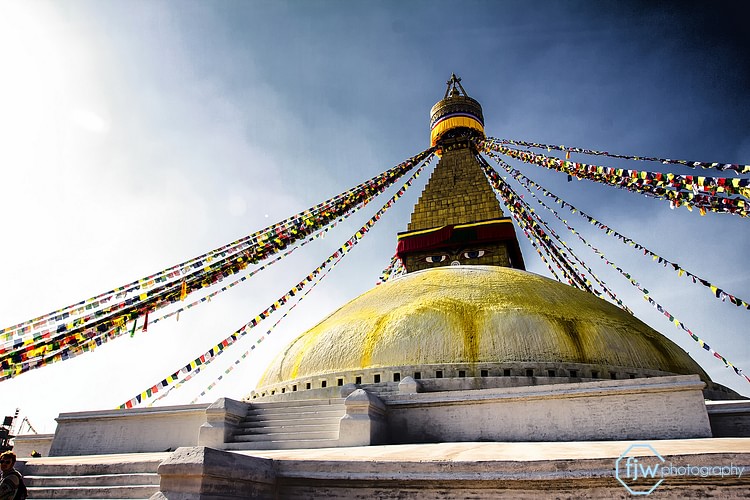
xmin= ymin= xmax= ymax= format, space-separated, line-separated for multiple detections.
xmin=1 ymin=0 xmax=748 ymax=433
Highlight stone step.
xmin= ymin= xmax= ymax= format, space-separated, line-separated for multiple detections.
xmin=22 ymin=456 xmax=165 ymax=477
xmin=223 ymin=438 xmax=342 ymax=451
xmin=245 ymin=405 xmax=346 ymax=420
xmin=237 ymin=416 xmax=339 ymax=429
xmin=26 ymin=472 xmax=159 ymax=487
xmin=234 ymin=423 xmax=339 ymax=437
xmin=27 ymin=484 xmax=159 ymax=499
xmin=20 ymin=453 xmax=166 ymax=499
xmin=246 ymin=398 xmax=345 ymax=409
xmin=242 ymin=412 xmax=346 ymax=428
xmin=232 ymin=429 xmax=339 ymax=443
xmin=363 ymin=390 xmax=396 ymax=397
xmin=365 ymin=385 xmax=398 ymax=394
xmin=241 ymin=413 xmax=344 ymax=424
xmin=363 ymin=383 xmax=399 ymax=389
xmin=242 ymin=408 xmax=345 ymax=421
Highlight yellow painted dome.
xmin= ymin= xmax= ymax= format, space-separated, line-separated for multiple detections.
xmin=257 ymin=266 xmax=708 ymax=389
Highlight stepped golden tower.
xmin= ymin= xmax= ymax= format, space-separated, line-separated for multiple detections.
xmin=397 ymin=74 xmax=524 ymax=273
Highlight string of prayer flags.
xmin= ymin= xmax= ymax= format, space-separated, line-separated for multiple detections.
xmin=481 ymin=141 xmax=749 ymax=217
xmin=148 ymin=213 xmax=355 ymax=330
xmin=483 ymin=148 xmax=750 ymax=312
xmin=482 ymin=149 xmax=748 ymax=384
xmin=376 ymin=254 xmax=405 ymax=285
xmin=640 ymin=293 xmax=749 ymax=383
xmin=511 ymin=178 xmax=632 ymax=310
xmin=523 ymin=226 xmax=564 ymax=282
xmin=485 ymin=154 xmax=644 ymax=312
xmin=1 ymin=147 xmax=435 ymax=346
xmin=476 ymin=154 xmax=631 ymax=312
xmin=479 ymin=156 xmax=591 ymax=290
xmin=487 ymin=137 xmax=750 ymax=175
xmin=0 ymin=149 xmax=435 ymax=383
xmin=475 ymin=155 xmax=594 ymax=292
xmin=1 ymin=222 xmax=318 ymax=383
xmin=187 ymin=246 xmax=351 ymax=404
xmin=4 ymin=174 xmax=352 ymax=342
xmin=119 ymin=154 xmax=433 ymax=408
xmin=0 ymin=322 xmax=124 ymax=382
xmin=183 ymin=159 xmax=429 ymax=401
xmin=1 ymin=253 xmax=251 ymax=375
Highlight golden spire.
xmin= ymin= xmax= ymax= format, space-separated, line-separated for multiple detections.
xmin=395 ymin=76 xmax=524 ymax=273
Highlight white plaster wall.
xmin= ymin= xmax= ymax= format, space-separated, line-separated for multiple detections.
xmin=386 ymin=375 xmax=711 ymax=442
xmin=707 ymin=400 xmax=750 ymax=437
xmin=13 ymin=434 xmax=54 ymax=458
xmin=49 ymin=404 xmax=209 ymax=456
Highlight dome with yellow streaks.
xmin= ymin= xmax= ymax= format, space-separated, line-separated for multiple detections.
xmin=256 ymin=266 xmax=710 ymax=393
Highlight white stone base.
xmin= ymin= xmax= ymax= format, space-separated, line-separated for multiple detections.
xmin=12 ymin=433 xmax=54 ymax=458
xmin=151 ymin=439 xmax=750 ymax=499
xmin=385 ymin=374 xmax=711 ymax=442
xmin=49 ymin=404 xmax=209 ymax=456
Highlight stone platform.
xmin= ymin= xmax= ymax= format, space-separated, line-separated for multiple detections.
xmin=154 ymin=438 xmax=750 ymax=499
xmin=17 ymin=438 xmax=750 ymax=499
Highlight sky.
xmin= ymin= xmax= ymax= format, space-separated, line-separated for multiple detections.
xmin=1 ymin=0 xmax=748 ymax=434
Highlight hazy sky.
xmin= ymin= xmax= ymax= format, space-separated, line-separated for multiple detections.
xmin=1 ymin=0 xmax=748 ymax=433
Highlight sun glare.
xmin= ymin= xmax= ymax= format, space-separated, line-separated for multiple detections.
xmin=0 ymin=2 xmax=111 ymax=176
xmin=0 ymin=2 xmax=67 ymax=149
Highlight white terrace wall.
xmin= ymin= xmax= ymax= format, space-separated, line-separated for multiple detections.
xmin=707 ymin=400 xmax=750 ymax=437
xmin=13 ymin=433 xmax=54 ymax=458
xmin=49 ymin=403 xmax=210 ymax=456
xmin=40 ymin=374 xmax=725 ymax=457
xmin=385 ymin=375 xmax=711 ymax=443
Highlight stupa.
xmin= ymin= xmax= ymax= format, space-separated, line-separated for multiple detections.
xmin=251 ymin=74 xmax=736 ymax=404
xmin=16 ymin=76 xmax=749 ymax=499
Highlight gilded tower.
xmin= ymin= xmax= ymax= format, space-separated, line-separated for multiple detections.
xmin=396 ymin=74 xmax=524 ymax=272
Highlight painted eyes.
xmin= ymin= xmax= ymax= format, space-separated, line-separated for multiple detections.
xmin=425 ymin=255 xmax=447 ymax=263
xmin=463 ymin=250 xmax=485 ymax=259
xmin=425 ymin=251 xmax=485 ymax=263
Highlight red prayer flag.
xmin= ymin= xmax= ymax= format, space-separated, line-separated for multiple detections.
xmin=142 ymin=310 xmax=149 ymax=332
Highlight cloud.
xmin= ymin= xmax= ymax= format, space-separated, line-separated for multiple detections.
xmin=70 ymin=109 xmax=110 ymax=134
